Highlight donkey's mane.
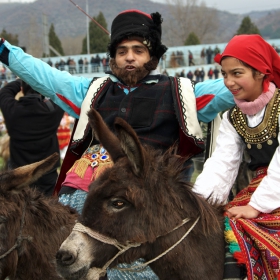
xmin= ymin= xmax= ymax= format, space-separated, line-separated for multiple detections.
xmin=141 ymin=145 xmax=224 ymax=235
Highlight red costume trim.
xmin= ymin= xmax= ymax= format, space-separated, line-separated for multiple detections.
xmin=56 ymin=93 xmax=81 ymax=115
xmin=196 ymin=94 xmax=215 ymax=111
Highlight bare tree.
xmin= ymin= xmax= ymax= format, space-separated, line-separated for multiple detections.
xmin=27 ymin=16 xmax=43 ymax=57
xmin=162 ymin=0 xmax=219 ymax=46
xmin=62 ymin=35 xmax=85 ymax=56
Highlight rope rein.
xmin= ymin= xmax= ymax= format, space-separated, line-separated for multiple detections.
xmin=117 ymin=216 xmax=200 ymax=272
xmin=0 ymin=203 xmax=32 ymax=260
xmin=73 ymin=216 xmax=200 ymax=274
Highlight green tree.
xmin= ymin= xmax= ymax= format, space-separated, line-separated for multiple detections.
xmin=236 ymin=16 xmax=260 ymax=35
xmin=0 ymin=29 xmax=19 ymax=45
xmin=82 ymin=12 xmax=110 ymax=54
xmin=48 ymin=23 xmax=64 ymax=56
xmin=184 ymin=32 xmax=200 ymax=45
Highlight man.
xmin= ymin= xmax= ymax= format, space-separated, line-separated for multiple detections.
xmin=0 ymin=79 xmax=64 ymax=196
xmin=0 ymin=9 xmax=234 ymax=279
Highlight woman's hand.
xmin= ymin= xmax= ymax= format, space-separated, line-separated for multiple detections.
xmin=226 ymin=205 xmax=260 ymax=219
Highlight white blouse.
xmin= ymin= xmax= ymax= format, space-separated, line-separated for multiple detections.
xmin=193 ymin=108 xmax=280 ymax=213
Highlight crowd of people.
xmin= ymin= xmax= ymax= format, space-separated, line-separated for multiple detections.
xmin=168 ymin=45 xmax=221 ymax=67
xmin=170 ymin=65 xmax=220 ymax=81
xmin=46 ymin=55 xmax=110 ymax=74
xmin=0 ymin=7 xmax=280 ymax=280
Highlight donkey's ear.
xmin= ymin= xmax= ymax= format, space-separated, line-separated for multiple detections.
xmin=114 ymin=117 xmax=144 ymax=176
xmin=0 ymin=153 xmax=59 ymax=193
xmin=87 ymin=108 xmax=124 ymax=163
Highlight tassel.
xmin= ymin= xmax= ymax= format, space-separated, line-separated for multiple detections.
xmin=225 ymin=229 xmax=238 ymax=243
xmin=224 ymin=216 xmax=242 ymax=256
xmin=91 ymin=162 xmax=113 ymax=181
xmin=233 ymin=252 xmax=246 ymax=264
xmin=67 ymin=158 xmax=91 ymax=178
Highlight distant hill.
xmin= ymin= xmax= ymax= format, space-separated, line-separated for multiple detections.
xmin=0 ymin=0 xmax=279 ymax=56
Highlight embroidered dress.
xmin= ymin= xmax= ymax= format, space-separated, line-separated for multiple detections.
xmin=225 ymin=169 xmax=280 ymax=280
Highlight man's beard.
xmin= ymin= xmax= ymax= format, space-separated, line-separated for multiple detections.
xmin=109 ymin=58 xmax=158 ymax=87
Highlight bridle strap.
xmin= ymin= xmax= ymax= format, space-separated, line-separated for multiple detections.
xmin=117 ymin=216 xmax=200 ymax=272
xmin=0 ymin=203 xmax=32 ymax=260
xmin=73 ymin=216 xmax=200 ymax=274
xmin=73 ymin=223 xmax=141 ymax=250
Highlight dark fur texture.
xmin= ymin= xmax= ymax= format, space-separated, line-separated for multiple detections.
xmin=0 ymin=154 xmax=77 ymax=280
xmin=81 ymin=109 xmax=225 ymax=279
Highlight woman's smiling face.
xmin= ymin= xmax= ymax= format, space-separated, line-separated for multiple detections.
xmin=221 ymin=57 xmax=264 ymax=102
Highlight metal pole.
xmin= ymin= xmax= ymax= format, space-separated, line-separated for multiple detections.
xmin=68 ymin=0 xmax=110 ymax=35
xmin=42 ymin=14 xmax=50 ymax=57
xmin=86 ymin=0 xmax=90 ymax=54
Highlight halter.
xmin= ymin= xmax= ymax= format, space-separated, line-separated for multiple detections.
xmin=0 ymin=203 xmax=33 ymax=260
xmin=73 ymin=215 xmax=200 ymax=277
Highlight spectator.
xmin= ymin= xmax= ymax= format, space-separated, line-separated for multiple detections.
xmin=188 ymin=50 xmax=195 ymax=66
xmin=90 ymin=55 xmax=97 ymax=72
xmin=68 ymin=58 xmax=77 ymax=74
xmin=194 ymin=68 xmax=201 ymax=82
xmin=47 ymin=59 xmax=53 ymax=67
xmin=169 ymin=51 xmax=178 ymax=68
xmin=200 ymin=48 xmax=206 ymax=64
xmin=214 ymin=45 xmax=221 ymax=57
xmin=186 ymin=70 xmax=194 ymax=80
xmin=200 ymin=67 xmax=205 ymax=81
xmin=206 ymin=46 xmax=213 ymax=64
xmin=208 ymin=67 xmax=214 ymax=79
xmin=213 ymin=66 xmax=220 ymax=79
xmin=84 ymin=57 xmax=89 ymax=73
xmin=78 ymin=57 xmax=84 ymax=73
xmin=57 ymin=112 xmax=75 ymax=160
xmin=0 ymin=79 xmax=64 ymax=196
xmin=58 ymin=59 xmax=66 ymax=71
xmin=180 ymin=69 xmax=185 ymax=77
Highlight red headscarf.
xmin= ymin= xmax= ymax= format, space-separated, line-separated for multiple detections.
xmin=214 ymin=34 xmax=280 ymax=92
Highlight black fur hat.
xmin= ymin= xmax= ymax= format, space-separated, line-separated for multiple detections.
xmin=108 ymin=9 xmax=168 ymax=60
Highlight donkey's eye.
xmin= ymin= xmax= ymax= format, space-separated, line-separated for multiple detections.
xmin=112 ymin=200 xmax=125 ymax=209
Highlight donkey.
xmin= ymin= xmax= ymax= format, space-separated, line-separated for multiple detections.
xmin=0 ymin=153 xmax=77 ymax=280
xmin=56 ymin=109 xmax=225 ymax=280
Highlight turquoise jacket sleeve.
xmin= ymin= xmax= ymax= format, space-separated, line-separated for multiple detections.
xmin=0 ymin=39 xmax=91 ymax=119
xmin=195 ymin=78 xmax=235 ymax=123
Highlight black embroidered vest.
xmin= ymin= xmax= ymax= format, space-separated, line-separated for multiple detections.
xmin=228 ymin=89 xmax=280 ymax=171
xmin=93 ymin=75 xmax=179 ymax=152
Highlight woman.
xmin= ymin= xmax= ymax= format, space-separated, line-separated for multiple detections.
xmin=193 ymin=34 xmax=280 ymax=280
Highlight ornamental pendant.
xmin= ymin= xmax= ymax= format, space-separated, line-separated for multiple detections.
xmin=267 ymin=139 xmax=273 ymax=145
xmin=257 ymin=143 xmax=262 ymax=149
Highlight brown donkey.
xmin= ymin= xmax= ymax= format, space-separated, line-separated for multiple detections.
xmin=0 ymin=153 xmax=77 ymax=280
xmin=56 ymin=109 xmax=225 ymax=280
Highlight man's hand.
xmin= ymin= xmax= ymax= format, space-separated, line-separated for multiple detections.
xmin=226 ymin=205 xmax=260 ymax=219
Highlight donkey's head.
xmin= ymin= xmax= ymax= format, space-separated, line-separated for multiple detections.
xmin=0 ymin=153 xmax=59 ymax=194
xmin=56 ymin=109 xmax=224 ymax=280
